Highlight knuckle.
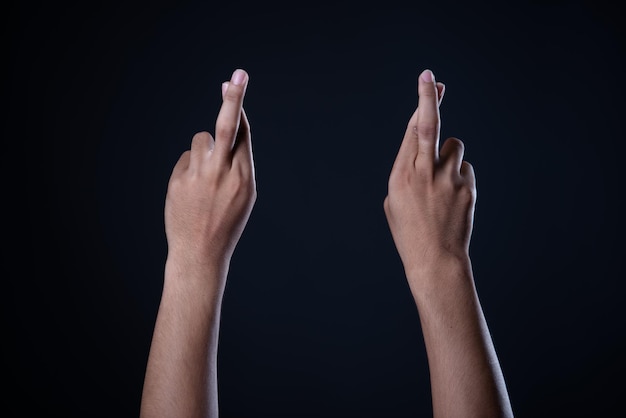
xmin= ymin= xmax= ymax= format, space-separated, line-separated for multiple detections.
xmin=168 ymin=173 xmax=186 ymax=191
xmin=383 ymin=196 xmax=390 ymax=213
xmin=216 ymin=124 xmax=236 ymax=140
xmin=458 ymin=182 xmax=476 ymax=202
xmin=389 ymin=164 xmax=431 ymax=190
xmin=415 ymin=163 xmax=433 ymax=180
xmin=179 ymin=149 xmax=191 ymax=160
xmin=229 ymin=172 xmax=254 ymax=197
xmin=446 ymin=137 xmax=465 ymax=153
xmin=230 ymin=176 xmax=243 ymax=194
xmin=173 ymin=150 xmax=191 ymax=169
xmin=388 ymin=168 xmax=411 ymax=189
xmin=192 ymin=131 xmax=211 ymax=142
xmin=461 ymin=161 xmax=475 ymax=179
xmin=417 ymin=123 xmax=438 ymax=138
xmin=223 ymin=85 xmax=242 ymax=102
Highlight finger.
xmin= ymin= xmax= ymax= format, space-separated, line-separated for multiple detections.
xmin=460 ymin=160 xmax=476 ymax=190
xmin=213 ymin=69 xmax=249 ymax=162
xmin=232 ymin=107 xmax=254 ymax=175
xmin=437 ymin=82 xmax=445 ymax=106
xmin=394 ymin=72 xmax=444 ymax=170
xmin=395 ymin=108 xmax=420 ymax=166
xmin=189 ymin=131 xmax=214 ymax=171
xmin=415 ymin=69 xmax=441 ymax=169
xmin=439 ymin=137 xmax=464 ymax=176
xmin=222 ymin=81 xmax=254 ymax=174
xmin=170 ymin=150 xmax=191 ymax=180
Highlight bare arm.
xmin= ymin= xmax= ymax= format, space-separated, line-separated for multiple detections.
xmin=140 ymin=69 xmax=255 ymax=418
xmin=384 ymin=69 xmax=514 ymax=417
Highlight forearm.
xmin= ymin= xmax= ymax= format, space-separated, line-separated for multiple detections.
xmin=408 ymin=256 xmax=513 ymax=418
xmin=140 ymin=257 xmax=228 ymax=418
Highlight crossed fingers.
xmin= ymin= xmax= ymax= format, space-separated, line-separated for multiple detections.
xmin=394 ymin=69 xmax=474 ymax=184
xmin=185 ymin=69 xmax=253 ymax=176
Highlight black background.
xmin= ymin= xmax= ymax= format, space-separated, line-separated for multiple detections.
xmin=6 ymin=0 xmax=625 ymax=417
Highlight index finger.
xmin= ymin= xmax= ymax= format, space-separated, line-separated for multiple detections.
xmin=213 ymin=68 xmax=249 ymax=162
xmin=414 ymin=69 xmax=441 ymax=169
xmin=393 ymin=75 xmax=445 ymax=171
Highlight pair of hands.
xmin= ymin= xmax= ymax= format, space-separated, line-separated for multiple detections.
xmin=149 ymin=69 xmax=512 ymax=418
xmin=164 ymin=68 xmax=477 ymax=291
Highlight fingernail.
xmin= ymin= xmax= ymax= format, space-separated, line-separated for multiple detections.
xmin=420 ymin=69 xmax=434 ymax=82
xmin=231 ymin=69 xmax=246 ymax=86
xmin=221 ymin=82 xmax=229 ymax=96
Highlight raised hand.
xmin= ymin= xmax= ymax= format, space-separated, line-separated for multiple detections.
xmin=165 ymin=68 xmax=256 ymax=274
xmin=141 ymin=69 xmax=255 ymax=418
xmin=384 ymin=69 xmax=514 ymax=418
xmin=384 ymin=69 xmax=475 ymax=288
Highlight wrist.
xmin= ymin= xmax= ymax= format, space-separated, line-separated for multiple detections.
xmin=404 ymin=252 xmax=474 ymax=297
xmin=164 ymin=252 xmax=230 ymax=297
xmin=166 ymin=241 xmax=232 ymax=267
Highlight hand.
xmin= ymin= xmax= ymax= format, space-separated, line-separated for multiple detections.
xmin=164 ymin=69 xmax=256 ymax=271
xmin=384 ymin=69 xmax=476 ymax=285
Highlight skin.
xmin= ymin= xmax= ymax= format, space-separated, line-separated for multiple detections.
xmin=140 ymin=68 xmax=514 ymax=417
xmin=384 ymin=69 xmax=514 ymax=417
xmin=140 ymin=69 xmax=255 ymax=418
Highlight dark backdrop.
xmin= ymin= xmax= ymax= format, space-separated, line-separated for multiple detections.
xmin=6 ymin=0 xmax=625 ymax=417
